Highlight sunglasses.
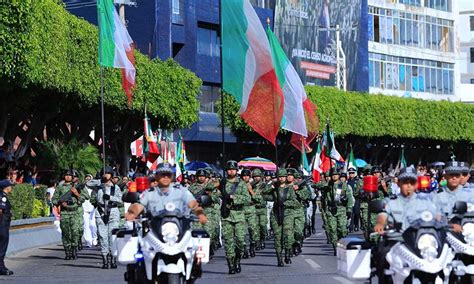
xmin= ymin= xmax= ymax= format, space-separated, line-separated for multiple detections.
xmin=158 ymin=173 xmax=172 ymax=178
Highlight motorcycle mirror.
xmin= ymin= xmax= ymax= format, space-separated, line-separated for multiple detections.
xmin=200 ymin=195 xmax=212 ymax=207
xmin=453 ymin=201 xmax=467 ymax=214
xmin=369 ymin=200 xmax=384 ymax=214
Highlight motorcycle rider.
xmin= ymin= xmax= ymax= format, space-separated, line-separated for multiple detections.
xmin=125 ymin=162 xmax=207 ymax=224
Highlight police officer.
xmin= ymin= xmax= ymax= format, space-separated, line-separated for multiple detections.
xmin=321 ymin=168 xmax=354 ymax=255
xmin=240 ymin=168 xmax=258 ymax=258
xmin=220 ymin=160 xmax=250 ymax=274
xmin=0 ymin=180 xmax=14 ymax=275
xmin=91 ymin=166 xmax=123 ymax=269
xmin=52 ymin=170 xmax=86 ymax=260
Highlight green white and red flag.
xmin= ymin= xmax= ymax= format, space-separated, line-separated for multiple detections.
xmin=221 ymin=0 xmax=284 ymax=145
xmin=143 ymin=114 xmax=159 ymax=163
xmin=97 ymin=0 xmax=136 ymax=105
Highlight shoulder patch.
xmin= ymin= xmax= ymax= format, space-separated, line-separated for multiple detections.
xmin=1 ymin=197 xmax=6 ymax=202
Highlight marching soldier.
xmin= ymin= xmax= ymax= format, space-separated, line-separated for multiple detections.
xmin=52 ymin=170 xmax=86 ymax=260
xmin=188 ymin=169 xmax=219 ymax=256
xmin=91 ymin=166 xmax=123 ymax=269
xmin=240 ymin=169 xmax=259 ymax=258
xmin=314 ymin=172 xmax=330 ymax=243
xmin=264 ymin=169 xmax=299 ymax=266
xmin=347 ymin=168 xmax=361 ymax=232
xmin=321 ymin=168 xmax=354 ymax=255
xmin=220 ymin=160 xmax=251 ymax=274
xmin=251 ymin=168 xmax=268 ymax=250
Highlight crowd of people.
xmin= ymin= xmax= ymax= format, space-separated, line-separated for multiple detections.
xmin=0 ymin=157 xmax=473 ymax=278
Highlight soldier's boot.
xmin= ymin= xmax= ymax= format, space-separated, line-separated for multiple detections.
xmin=234 ymin=254 xmax=242 ymax=274
xmin=101 ymin=255 xmax=109 ymax=269
xmin=297 ymin=241 xmax=303 ymax=254
xmin=226 ymin=258 xmax=235 ymax=275
xmin=242 ymin=247 xmax=249 ymax=259
xmin=332 ymin=244 xmax=337 ymax=256
xmin=284 ymin=249 xmax=292 ymax=264
xmin=277 ymin=252 xmax=284 ymax=267
xmin=255 ymin=240 xmax=261 ymax=251
xmin=109 ymin=253 xmax=117 ymax=269
xmin=293 ymin=243 xmax=299 ymax=256
xmin=78 ymin=240 xmax=83 ymax=251
xmin=249 ymin=243 xmax=256 ymax=258
xmin=64 ymin=247 xmax=71 ymax=260
xmin=311 ymin=226 xmax=316 ymax=235
xmin=71 ymin=247 xmax=78 ymax=260
xmin=260 ymin=240 xmax=265 ymax=250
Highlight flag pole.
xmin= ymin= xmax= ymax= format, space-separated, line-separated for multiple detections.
xmin=100 ymin=66 xmax=106 ymax=172
xmin=219 ymin=0 xmax=225 ymax=169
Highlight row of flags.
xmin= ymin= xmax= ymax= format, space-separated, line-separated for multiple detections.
xmin=222 ymin=0 xmax=319 ymax=147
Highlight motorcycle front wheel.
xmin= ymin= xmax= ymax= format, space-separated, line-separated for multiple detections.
xmin=159 ymin=273 xmax=185 ymax=284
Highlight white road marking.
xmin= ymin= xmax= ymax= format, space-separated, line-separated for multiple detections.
xmin=304 ymin=258 xmax=321 ymax=270
xmin=332 ymin=276 xmax=354 ymax=284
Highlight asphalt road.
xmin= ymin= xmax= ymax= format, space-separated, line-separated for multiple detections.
xmin=3 ymin=216 xmax=367 ymax=284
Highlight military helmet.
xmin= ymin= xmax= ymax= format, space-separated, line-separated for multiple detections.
xmin=252 ymin=168 xmax=263 ymax=177
xmin=286 ymin=168 xmax=297 ymax=176
xmin=155 ymin=163 xmax=174 ymax=175
xmin=294 ymin=171 xmax=302 ymax=179
xmin=226 ymin=160 xmax=238 ymax=170
xmin=196 ymin=168 xmax=207 ymax=177
xmin=102 ymin=166 xmax=114 ymax=175
xmin=330 ymin=167 xmax=340 ymax=176
xmin=240 ymin=169 xmax=251 ymax=177
xmin=64 ymin=169 xmax=74 ymax=177
xmin=340 ymin=172 xmax=347 ymax=178
xmin=264 ymin=170 xmax=273 ymax=177
xmin=371 ymin=166 xmax=382 ymax=174
xmin=204 ymin=167 xmax=213 ymax=177
xmin=277 ymin=168 xmax=287 ymax=177
xmin=71 ymin=169 xmax=80 ymax=178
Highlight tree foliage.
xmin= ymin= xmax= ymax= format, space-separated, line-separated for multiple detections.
xmin=219 ymin=85 xmax=474 ymax=142
xmin=0 ymin=0 xmax=201 ymax=125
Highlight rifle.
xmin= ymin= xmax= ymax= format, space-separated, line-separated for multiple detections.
xmin=275 ymin=186 xmax=288 ymax=226
xmin=57 ymin=183 xmax=83 ymax=207
xmin=194 ymin=184 xmax=212 ymax=206
xmin=96 ymin=185 xmax=117 ymax=225
xmin=220 ymin=179 xmax=239 ymax=219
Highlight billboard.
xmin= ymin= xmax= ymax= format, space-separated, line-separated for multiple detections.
xmin=274 ymin=0 xmax=368 ymax=91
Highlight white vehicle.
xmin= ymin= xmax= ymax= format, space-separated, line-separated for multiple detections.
xmin=446 ymin=201 xmax=473 ymax=283
xmin=113 ymin=203 xmax=210 ymax=284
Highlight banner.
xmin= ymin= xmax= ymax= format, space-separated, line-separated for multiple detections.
xmin=274 ymin=0 xmax=366 ymax=90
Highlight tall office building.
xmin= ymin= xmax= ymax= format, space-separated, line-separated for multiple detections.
xmin=367 ymin=0 xmax=457 ymax=101
xmin=457 ymin=0 xmax=474 ymax=103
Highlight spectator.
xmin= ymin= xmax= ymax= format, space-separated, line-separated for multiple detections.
xmin=430 ymin=175 xmax=439 ymax=192
xmin=46 ymin=180 xmax=56 ymax=217
xmin=390 ymin=176 xmax=400 ymax=196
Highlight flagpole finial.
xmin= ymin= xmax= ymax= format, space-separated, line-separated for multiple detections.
xmin=266 ymin=17 xmax=271 ymax=28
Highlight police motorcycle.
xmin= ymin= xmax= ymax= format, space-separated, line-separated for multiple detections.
xmin=369 ymin=200 xmax=454 ymax=284
xmin=114 ymin=192 xmax=211 ymax=284
xmin=446 ymin=201 xmax=473 ymax=283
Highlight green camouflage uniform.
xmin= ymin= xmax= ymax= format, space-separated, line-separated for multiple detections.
xmin=221 ymin=177 xmax=251 ymax=263
xmin=52 ymin=183 xmax=86 ymax=252
xmin=321 ymin=181 xmax=354 ymax=246
xmin=243 ymin=181 xmax=259 ymax=253
xmin=253 ymin=181 xmax=268 ymax=244
xmin=294 ymin=184 xmax=312 ymax=246
xmin=314 ymin=181 xmax=329 ymax=229
xmin=189 ymin=181 xmax=219 ymax=248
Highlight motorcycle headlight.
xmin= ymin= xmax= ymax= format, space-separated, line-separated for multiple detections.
xmin=161 ymin=222 xmax=179 ymax=245
xmin=462 ymin=223 xmax=474 ymax=246
xmin=417 ymin=234 xmax=438 ymax=261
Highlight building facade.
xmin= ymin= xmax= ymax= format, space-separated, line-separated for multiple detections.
xmin=457 ymin=0 xmax=474 ymax=103
xmin=367 ymin=0 xmax=459 ymax=101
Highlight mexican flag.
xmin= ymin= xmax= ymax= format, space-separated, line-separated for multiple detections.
xmin=266 ymin=27 xmax=307 ymax=137
xmin=97 ymin=0 xmax=136 ymax=105
xmin=324 ymin=123 xmax=344 ymax=162
xmin=175 ymin=136 xmax=188 ymax=182
xmin=143 ymin=115 xmax=159 ymax=163
xmin=400 ymin=148 xmax=407 ymax=168
xmin=346 ymin=146 xmax=356 ymax=171
xmin=222 ymin=0 xmax=284 ymax=145
xmin=311 ymin=139 xmax=323 ymax=182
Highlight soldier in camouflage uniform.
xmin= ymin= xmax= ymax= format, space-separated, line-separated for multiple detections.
xmin=314 ymin=172 xmax=330 ymax=243
xmin=221 ymin=161 xmax=251 ymax=274
xmin=251 ymin=168 xmax=268 ymax=250
xmin=188 ymin=169 xmax=219 ymax=257
xmin=52 ymin=170 xmax=88 ymax=260
xmin=286 ymin=169 xmax=311 ymax=256
xmin=360 ymin=166 xmax=390 ymax=240
xmin=321 ymin=168 xmax=354 ymax=255
xmin=347 ymin=168 xmax=361 ymax=232
xmin=91 ymin=166 xmax=123 ymax=269
xmin=240 ymin=169 xmax=258 ymax=258
xmin=71 ymin=170 xmax=86 ymax=251
xmin=264 ymin=169 xmax=300 ymax=266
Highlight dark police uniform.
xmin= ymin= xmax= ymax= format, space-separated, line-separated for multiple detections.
xmin=0 ymin=179 xmax=14 ymax=275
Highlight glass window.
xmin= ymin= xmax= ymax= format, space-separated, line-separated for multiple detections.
xmin=471 ymin=48 xmax=474 ymax=63
xmin=197 ymin=27 xmax=220 ymax=57
xmin=430 ymin=68 xmax=436 ymax=93
xmin=449 ymin=70 xmax=453 ymax=94
xmin=442 ymin=69 xmax=449 ymax=94
xmin=425 ymin=23 xmax=431 ymax=49
xmin=393 ymin=17 xmax=400 ymax=45
xmin=386 ymin=63 xmax=392 ymax=89
xmin=437 ymin=69 xmax=442 ymax=93
xmin=413 ymin=21 xmax=419 ymax=46
xmin=399 ymin=64 xmax=406 ymax=90
xmin=381 ymin=62 xmax=385 ymax=89
xmin=172 ymin=0 xmax=184 ymax=24
xmin=471 ymin=16 xmax=474 ymax=31
xmin=406 ymin=64 xmax=412 ymax=91
xmin=418 ymin=67 xmax=425 ymax=92
xmin=199 ymin=85 xmax=221 ymax=113
xmin=400 ymin=19 xmax=406 ymax=45
xmin=369 ymin=60 xmax=374 ymax=87
xmin=375 ymin=61 xmax=381 ymax=88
